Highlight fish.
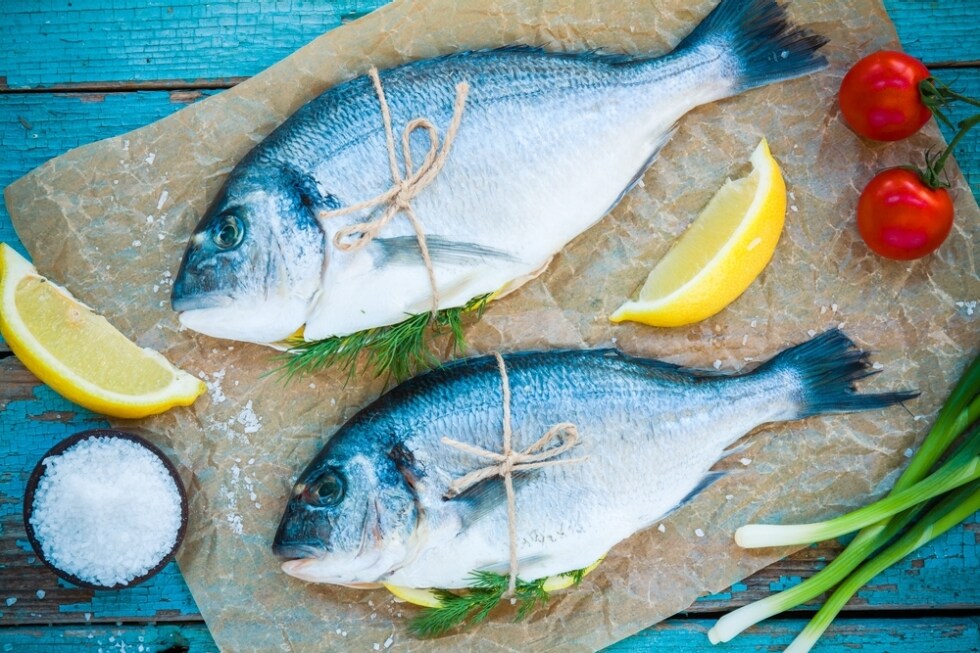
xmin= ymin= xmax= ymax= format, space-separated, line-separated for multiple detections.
xmin=272 ymin=330 xmax=917 ymax=589
xmin=171 ymin=0 xmax=828 ymax=345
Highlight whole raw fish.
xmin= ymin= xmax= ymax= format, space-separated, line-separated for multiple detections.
xmin=272 ymin=330 xmax=915 ymax=588
xmin=171 ymin=0 xmax=827 ymax=345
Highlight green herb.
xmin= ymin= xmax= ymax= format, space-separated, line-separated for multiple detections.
xmin=709 ymin=352 xmax=980 ymax=650
xmin=408 ymin=567 xmax=588 ymax=638
xmin=276 ymin=294 xmax=491 ymax=382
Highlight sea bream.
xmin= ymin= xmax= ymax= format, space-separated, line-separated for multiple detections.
xmin=272 ymin=330 xmax=916 ymax=589
xmin=171 ymin=0 xmax=828 ymax=345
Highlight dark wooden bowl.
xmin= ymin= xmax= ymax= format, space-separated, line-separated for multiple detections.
xmin=22 ymin=429 xmax=189 ymax=590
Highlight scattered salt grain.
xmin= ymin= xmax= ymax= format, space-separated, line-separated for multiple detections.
xmin=157 ymin=190 xmax=169 ymax=210
xmin=29 ymin=436 xmax=182 ymax=587
xmin=739 ymin=458 xmax=752 ymax=466
xmin=750 ymin=320 xmax=757 ymax=328
xmin=694 ymin=528 xmax=705 ymax=538
xmin=790 ymin=205 xmax=798 ymax=213
xmin=657 ymin=523 xmax=666 ymax=533
xmin=132 ymin=240 xmax=141 ymax=248
xmin=144 ymin=152 xmax=156 ymax=165
xmin=807 ymin=329 xmax=817 ymax=337
xmin=373 ymin=644 xmax=381 ymax=651
xmin=904 ymin=448 xmax=914 ymax=458
xmin=35 ymin=590 xmax=45 ymax=600
xmin=725 ymin=494 xmax=734 ymax=501
xmin=872 ymin=362 xmax=884 ymax=370
xmin=5 ymin=597 xmax=15 ymax=606
xmin=831 ymin=303 xmax=838 ymax=313
xmin=384 ymin=635 xmax=394 ymax=648
xmin=712 ymin=359 xmax=722 ymax=370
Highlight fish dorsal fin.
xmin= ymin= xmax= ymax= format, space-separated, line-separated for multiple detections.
xmin=372 ymin=235 xmax=519 ymax=267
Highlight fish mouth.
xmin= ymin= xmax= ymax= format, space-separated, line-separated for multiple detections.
xmin=171 ymin=292 xmax=233 ymax=312
xmin=273 ymin=541 xmax=328 ymax=560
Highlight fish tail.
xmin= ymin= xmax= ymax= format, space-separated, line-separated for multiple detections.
xmin=675 ymin=0 xmax=829 ymax=96
xmin=757 ymin=329 xmax=919 ymax=419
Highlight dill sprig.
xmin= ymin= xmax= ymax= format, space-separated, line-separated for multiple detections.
xmin=408 ymin=568 xmax=588 ymax=639
xmin=276 ymin=294 xmax=491 ymax=382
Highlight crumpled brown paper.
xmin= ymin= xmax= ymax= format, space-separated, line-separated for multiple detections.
xmin=5 ymin=0 xmax=978 ymax=650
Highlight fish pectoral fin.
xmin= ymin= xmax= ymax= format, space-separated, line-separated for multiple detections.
xmin=444 ymin=470 xmax=534 ymax=528
xmin=373 ymin=235 xmax=519 ymax=267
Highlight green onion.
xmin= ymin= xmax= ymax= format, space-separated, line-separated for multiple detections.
xmin=734 ymin=439 xmax=979 ymax=548
xmin=708 ymin=354 xmax=980 ymax=646
xmin=784 ymin=479 xmax=980 ymax=653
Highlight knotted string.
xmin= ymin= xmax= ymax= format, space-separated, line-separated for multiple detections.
xmin=319 ymin=66 xmax=470 ymax=319
xmin=441 ymin=353 xmax=587 ymax=595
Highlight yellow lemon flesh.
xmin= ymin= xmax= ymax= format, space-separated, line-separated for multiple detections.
xmin=610 ymin=139 xmax=786 ymax=327
xmin=384 ymin=556 xmax=606 ymax=608
xmin=0 ymin=243 xmax=205 ymax=418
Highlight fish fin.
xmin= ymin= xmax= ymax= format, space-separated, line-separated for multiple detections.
xmin=674 ymin=0 xmax=829 ymax=96
xmin=373 ymin=236 xmax=520 ymax=267
xmin=679 ymin=470 xmax=729 ymax=510
xmin=613 ymin=123 xmax=679 ymax=208
xmin=755 ymin=329 xmax=920 ymax=419
xmin=445 ymin=471 xmax=534 ymax=528
xmin=477 ymin=554 xmax=551 ymax=576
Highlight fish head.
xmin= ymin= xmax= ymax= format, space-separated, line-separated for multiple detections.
xmin=273 ymin=441 xmax=421 ymax=585
xmin=170 ymin=168 xmax=326 ymax=344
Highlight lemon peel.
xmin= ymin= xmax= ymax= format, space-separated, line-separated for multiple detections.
xmin=0 ymin=243 xmax=205 ymax=418
xmin=611 ymin=139 xmax=786 ymax=327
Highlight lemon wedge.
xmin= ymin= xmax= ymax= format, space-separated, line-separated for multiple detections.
xmin=384 ymin=555 xmax=605 ymax=608
xmin=610 ymin=139 xmax=786 ymax=327
xmin=0 ymin=243 xmax=205 ymax=418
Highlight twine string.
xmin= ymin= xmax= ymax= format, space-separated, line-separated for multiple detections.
xmin=319 ymin=66 xmax=470 ymax=318
xmin=441 ymin=353 xmax=587 ymax=595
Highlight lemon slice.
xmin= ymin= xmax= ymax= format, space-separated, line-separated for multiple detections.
xmin=0 ymin=244 xmax=205 ymax=418
xmin=610 ymin=139 xmax=786 ymax=327
xmin=384 ymin=556 xmax=605 ymax=608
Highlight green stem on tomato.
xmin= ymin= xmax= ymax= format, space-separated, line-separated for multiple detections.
xmin=924 ymin=112 xmax=980 ymax=188
xmin=783 ymin=479 xmax=980 ymax=653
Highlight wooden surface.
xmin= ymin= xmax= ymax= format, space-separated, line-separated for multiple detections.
xmin=1 ymin=1 xmax=978 ymax=651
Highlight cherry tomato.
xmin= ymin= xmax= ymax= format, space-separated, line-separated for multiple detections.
xmin=839 ymin=51 xmax=932 ymax=141
xmin=857 ymin=168 xmax=953 ymax=260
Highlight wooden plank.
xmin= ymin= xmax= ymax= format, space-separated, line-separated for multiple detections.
xmin=1 ymin=0 xmax=390 ymax=89
xmin=0 ymin=624 xmax=219 ymax=652
xmin=2 ymin=616 xmax=977 ymax=652
xmin=0 ymin=1 xmax=976 ymax=89
xmin=606 ymin=616 xmax=980 ymax=652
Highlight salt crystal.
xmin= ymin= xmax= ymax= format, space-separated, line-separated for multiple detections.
xmin=694 ymin=528 xmax=705 ymax=537
xmin=790 ymin=205 xmax=798 ymax=212
xmin=157 ymin=234 xmax=166 ymax=241
xmin=725 ymin=494 xmax=734 ymax=500
xmin=132 ymin=240 xmax=141 ymax=247
xmin=36 ymin=590 xmax=45 ymax=599
xmin=5 ymin=597 xmax=15 ymax=606
xmin=146 ymin=216 xmax=154 ymax=224
xmin=384 ymin=635 xmax=394 ymax=648
xmin=904 ymin=448 xmax=914 ymax=458
xmin=872 ymin=362 xmax=883 ymax=370
xmin=807 ymin=329 xmax=816 ymax=337
xmin=657 ymin=523 xmax=666 ymax=533
xmin=739 ymin=458 xmax=752 ymax=466
xmin=29 ymin=436 xmax=182 ymax=587
xmin=750 ymin=320 xmax=757 ymax=328
xmin=373 ymin=644 xmax=381 ymax=651
xmin=157 ymin=190 xmax=169 ymax=210
xmin=145 ymin=152 xmax=156 ymax=165
xmin=831 ymin=303 xmax=838 ymax=313
xmin=820 ymin=306 xmax=827 ymax=315
xmin=712 ymin=359 xmax=722 ymax=370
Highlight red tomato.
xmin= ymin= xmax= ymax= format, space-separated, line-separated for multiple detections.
xmin=857 ymin=168 xmax=953 ymax=260
xmin=839 ymin=51 xmax=932 ymax=141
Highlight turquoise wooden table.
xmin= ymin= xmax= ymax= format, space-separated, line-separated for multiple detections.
xmin=1 ymin=1 xmax=978 ymax=651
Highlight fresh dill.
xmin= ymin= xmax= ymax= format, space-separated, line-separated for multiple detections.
xmin=276 ymin=294 xmax=491 ymax=382
xmin=408 ymin=567 xmax=590 ymax=638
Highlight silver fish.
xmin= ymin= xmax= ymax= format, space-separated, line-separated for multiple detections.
xmin=272 ymin=330 xmax=915 ymax=588
xmin=171 ymin=0 xmax=827 ymax=345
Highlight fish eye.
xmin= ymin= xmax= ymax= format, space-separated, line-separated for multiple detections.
xmin=303 ymin=470 xmax=345 ymax=507
xmin=212 ymin=214 xmax=244 ymax=250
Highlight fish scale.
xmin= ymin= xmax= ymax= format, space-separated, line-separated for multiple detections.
xmin=171 ymin=0 xmax=829 ymax=345
xmin=273 ymin=332 xmax=917 ymax=589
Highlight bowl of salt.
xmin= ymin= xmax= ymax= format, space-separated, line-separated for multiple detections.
xmin=23 ymin=429 xmax=188 ymax=590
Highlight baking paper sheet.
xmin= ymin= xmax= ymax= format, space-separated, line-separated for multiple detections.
xmin=6 ymin=0 xmax=978 ymax=650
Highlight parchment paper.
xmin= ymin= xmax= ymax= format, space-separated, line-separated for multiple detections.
xmin=5 ymin=0 xmax=978 ymax=650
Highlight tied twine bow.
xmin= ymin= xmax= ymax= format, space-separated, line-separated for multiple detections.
xmin=319 ymin=66 xmax=470 ymax=319
xmin=441 ymin=353 xmax=588 ymax=595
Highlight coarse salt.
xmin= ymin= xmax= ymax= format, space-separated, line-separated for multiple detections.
xmin=30 ymin=436 xmax=182 ymax=587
